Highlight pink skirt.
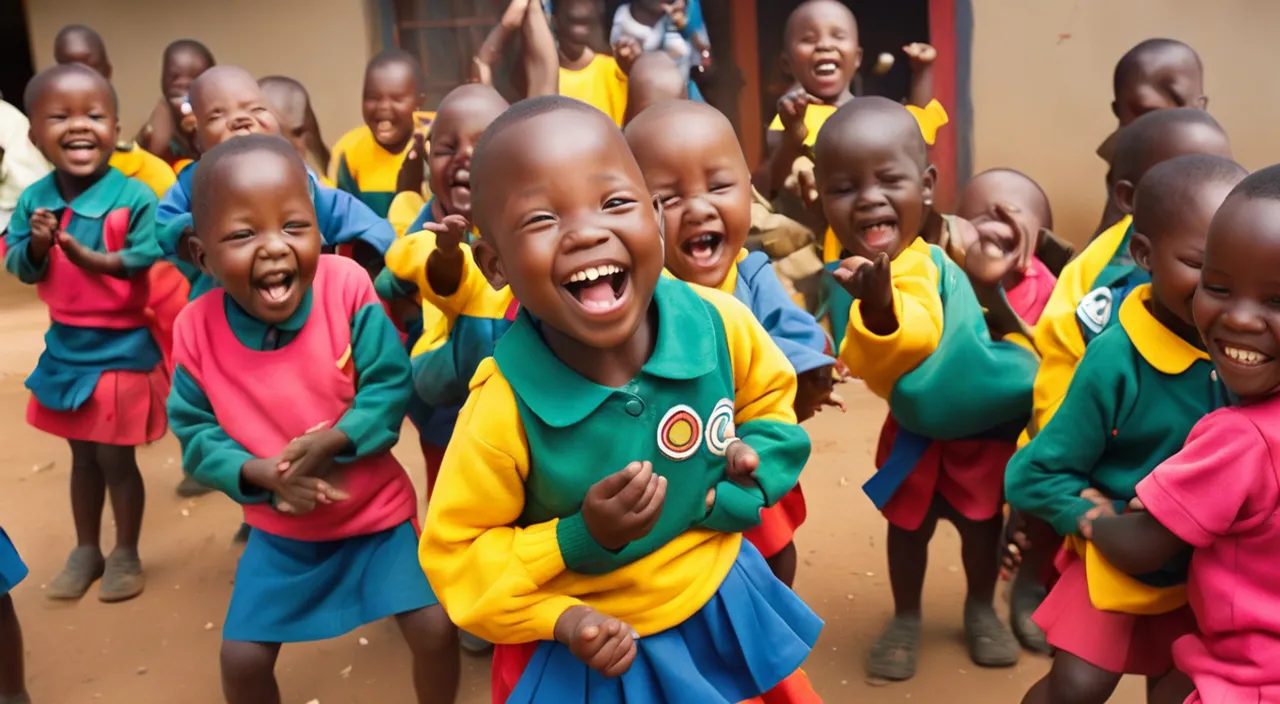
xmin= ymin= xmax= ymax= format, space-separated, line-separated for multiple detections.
xmin=28 ymin=366 xmax=169 ymax=446
xmin=876 ymin=417 xmax=1013 ymax=531
xmin=1033 ymin=551 xmax=1194 ymax=676
xmin=745 ymin=485 xmax=807 ymax=558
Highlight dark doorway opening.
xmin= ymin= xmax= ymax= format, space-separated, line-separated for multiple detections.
xmin=0 ymin=0 xmax=36 ymax=110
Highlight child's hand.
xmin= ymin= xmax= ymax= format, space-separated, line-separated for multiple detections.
xmin=662 ymin=0 xmax=688 ymax=30
xmin=964 ymin=204 xmax=1035 ymax=289
xmin=554 ymin=605 xmax=638 ymax=678
xmin=501 ymin=0 xmax=530 ymax=30
xmin=614 ymin=37 xmax=642 ymax=76
xmin=422 ymin=213 xmax=470 ymax=252
xmin=28 ymin=208 xmax=59 ymax=261
xmin=276 ymin=475 xmax=350 ymax=515
xmin=277 ymin=424 xmax=349 ymax=481
xmin=833 ymin=252 xmax=892 ymax=307
xmin=777 ymin=87 xmax=820 ymax=148
xmin=396 ymin=132 xmax=428 ymax=195
xmin=903 ymin=43 xmax=938 ymax=71
xmin=1076 ymin=488 xmax=1119 ymax=540
xmin=57 ymin=231 xmax=114 ymax=274
xmin=782 ymin=155 xmax=819 ymax=210
xmin=582 ymin=461 xmax=667 ymax=551
xmin=725 ymin=439 xmax=759 ymax=483
xmin=794 ymin=366 xmax=844 ymax=422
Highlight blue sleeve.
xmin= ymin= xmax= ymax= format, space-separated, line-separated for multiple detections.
xmin=155 ymin=180 xmax=193 ymax=264
xmin=2 ymin=195 xmax=48 ymax=283
xmin=156 ymin=179 xmax=191 ymax=226
xmin=167 ymin=364 xmax=269 ymax=504
xmin=742 ymin=253 xmax=835 ymax=374
xmin=333 ymin=302 xmax=412 ymax=462
xmin=118 ymin=192 xmax=164 ymax=275
xmin=313 ymin=184 xmax=396 ymax=254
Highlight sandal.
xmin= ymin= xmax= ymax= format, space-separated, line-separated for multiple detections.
xmin=964 ymin=602 xmax=1020 ymax=667
xmin=865 ymin=614 xmax=921 ymax=683
xmin=45 ymin=546 xmax=104 ymax=600
xmin=98 ymin=549 xmax=145 ymax=603
xmin=1010 ymin=583 xmax=1052 ymax=655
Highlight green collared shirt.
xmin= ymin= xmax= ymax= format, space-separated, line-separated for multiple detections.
xmin=495 ymin=277 xmax=811 ymax=575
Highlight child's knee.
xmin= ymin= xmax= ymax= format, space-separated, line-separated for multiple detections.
xmin=397 ymin=604 xmax=458 ymax=655
xmin=95 ymin=445 xmax=140 ymax=484
xmin=219 ymin=640 xmax=278 ymax=680
xmin=1047 ymin=654 xmax=1121 ymax=704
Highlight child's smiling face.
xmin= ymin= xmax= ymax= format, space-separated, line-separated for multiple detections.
xmin=191 ymin=142 xmax=321 ymax=325
xmin=815 ymin=98 xmax=934 ymax=262
xmin=784 ymin=0 xmax=861 ymax=102
xmin=472 ymin=105 xmax=664 ymax=350
xmin=626 ymin=101 xmax=750 ymax=288
xmin=190 ymin=67 xmax=281 ymax=152
xmin=28 ymin=67 xmax=118 ymax=179
xmin=362 ymin=60 xmax=422 ymax=153
xmin=428 ymin=85 xmax=509 ymax=220
xmin=1194 ymin=192 xmax=1280 ymax=398
xmin=163 ymin=45 xmax=212 ymax=114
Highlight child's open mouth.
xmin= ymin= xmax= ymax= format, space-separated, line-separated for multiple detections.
xmin=562 ymin=263 xmax=630 ymax=315
xmin=681 ymin=232 xmax=725 ymax=269
xmin=859 ymin=219 xmax=899 ymax=251
xmin=449 ymin=169 xmax=472 ymax=207
xmin=374 ymin=119 xmax=398 ymax=142
xmin=1216 ymin=340 xmax=1274 ymax=368
xmin=255 ymin=270 xmax=296 ymax=306
xmin=813 ymin=60 xmax=840 ymax=78
xmin=62 ymin=139 xmax=100 ymax=164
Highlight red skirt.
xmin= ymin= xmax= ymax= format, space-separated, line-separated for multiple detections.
xmin=145 ymin=262 xmax=190 ymax=371
xmin=1032 ymin=550 xmax=1194 ymax=676
xmin=745 ymin=486 xmax=807 ymax=558
xmin=875 ymin=416 xmax=1013 ymax=531
xmin=27 ymin=366 xmax=169 ymax=446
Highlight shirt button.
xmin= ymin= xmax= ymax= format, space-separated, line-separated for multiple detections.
xmin=624 ymin=399 xmax=645 ymax=417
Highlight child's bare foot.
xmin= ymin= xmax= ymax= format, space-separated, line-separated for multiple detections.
xmin=866 ymin=613 xmax=921 ymax=683
xmin=175 ymin=475 xmax=214 ymax=498
xmin=963 ymin=601 xmax=1019 ymax=667
xmin=45 ymin=546 xmax=104 ymax=600
xmin=98 ymin=549 xmax=144 ymax=603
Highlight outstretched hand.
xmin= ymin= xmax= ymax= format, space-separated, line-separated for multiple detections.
xmin=581 ymin=461 xmax=667 ymax=551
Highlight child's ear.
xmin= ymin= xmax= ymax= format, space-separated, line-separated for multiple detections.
xmin=186 ymin=233 xmax=210 ymax=274
xmin=921 ymin=165 xmax=938 ymax=209
xmin=1111 ymin=99 xmax=1120 ymax=120
xmin=651 ymin=194 xmax=666 ymax=254
xmin=1129 ymin=230 xmax=1153 ymax=273
xmin=1113 ymin=179 xmax=1137 ymax=215
xmin=1197 ymin=95 xmax=1210 ymax=110
xmin=473 ymin=239 xmax=508 ymax=291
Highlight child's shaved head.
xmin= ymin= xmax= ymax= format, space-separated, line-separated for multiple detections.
xmin=1134 ymin=154 xmax=1245 ymax=241
xmin=623 ymin=53 xmax=688 ymax=125
xmin=429 ymin=83 xmax=510 ymax=219
xmin=189 ymin=65 xmax=260 ymax=115
xmin=815 ymin=96 xmax=927 ymax=170
xmin=962 ymin=168 xmax=1053 ymax=230
xmin=1112 ymin=107 xmax=1229 ymax=187
xmin=189 ymin=66 xmax=281 ymax=151
xmin=1113 ymin=38 xmax=1205 ymax=126
xmin=54 ymin=24 xmax=111 ymax=80
xmin=785 ymin=0 xmax=857 ymax=43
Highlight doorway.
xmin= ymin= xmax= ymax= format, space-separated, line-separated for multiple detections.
xmin=0 ymin=0 xmax=36 ymax=110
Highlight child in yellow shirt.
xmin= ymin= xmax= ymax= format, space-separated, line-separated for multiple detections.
xmin=421 ymin=94 xmax=820 ymax=704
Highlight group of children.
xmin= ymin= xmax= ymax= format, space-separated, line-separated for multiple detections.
xmin=0 ymin=1 xmax=1277 ymax=703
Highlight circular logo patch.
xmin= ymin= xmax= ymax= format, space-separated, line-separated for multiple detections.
xmin=657 ymin=405 xmax=703 ymax=460
xmin=704 ymin=398 xmax=736 ymax=456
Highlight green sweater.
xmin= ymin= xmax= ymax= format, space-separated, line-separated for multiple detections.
xmin=1005 ymin=285 xmax=1223 ymax=536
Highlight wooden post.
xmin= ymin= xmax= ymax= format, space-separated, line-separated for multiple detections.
xmin=730 ymin=0 xmax=762 ymax=170
xmin=928 ymin=0 xmax=960 ymax=210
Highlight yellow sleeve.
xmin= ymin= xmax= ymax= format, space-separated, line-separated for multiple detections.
xmin=1034 ymin=216 xmax=1131 ymax=333
xmin=419 ymin=360 xmax=584 ymax=643
xmin=409 ymin=302 xmax=451 ymax=357
xmin=838 ymin=248 xmax=944 ymax=399
xmin=327 ymin=128 xmax=361 ymax=185
xmin=905 ymin=99 xmax=949 ymax=146
xmin=134 ymin=150 xmax=177 ymax=197
xmin=388 ymin=191 xmax=427 ymax=238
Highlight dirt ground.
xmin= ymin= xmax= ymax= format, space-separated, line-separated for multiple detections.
xmin=0 ymin=276 xmax=1147 ymax=703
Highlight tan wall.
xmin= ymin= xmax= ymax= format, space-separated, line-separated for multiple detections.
xmin=971 ymin=0 xmax=1280 ymax=246
xmin=24 ymin=0 xmax=378 ymax=151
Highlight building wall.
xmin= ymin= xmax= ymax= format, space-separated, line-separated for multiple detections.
xmin=24 ymin=0 xmax=377 ymax=150
xmin=971 ymin=0 xmax=1280 ymax=246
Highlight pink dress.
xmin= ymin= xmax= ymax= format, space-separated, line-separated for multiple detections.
xmin=1138 ymin=399 xmax=1280 ymax=703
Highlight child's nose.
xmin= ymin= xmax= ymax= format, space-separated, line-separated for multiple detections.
xmin=682 ymin=195 xmax=717 ymax=224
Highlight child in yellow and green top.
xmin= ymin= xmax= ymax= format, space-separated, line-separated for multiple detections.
xmin=420 ymin=94 xmax=821 ymax=704
xmin=1006 ymin=154 xmax=1245 ymax=704
xmin=1027 ymin=108 xmax=1230 ymax=443
xmin=330 ymin=50 xmax=426 ymax=218
xmin=625 ymin=100 xmax=838 ymax=601
xmin=815 ymin=96 xmax=1037 ymax=681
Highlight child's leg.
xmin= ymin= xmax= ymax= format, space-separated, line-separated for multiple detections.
xmin=1010 ymin=514 xmax=1057 ymax=654
xmin=1021 ymin=651 xmax=1122 ymax=704
xmin=950 ymin=507 xmax=1020 ymax=667
xmin=1147 ymin=669 xmax=1194 ymax=704
xmin=220 ymin=640 xmax=282 ymax=704
xmin=96 ymin=443 xmax=146 ymax=602
xmin=766 ymin=542 xmax=798 ymax=588
xmin=394 ymin=604 xmax=460 ymax=704
xmin=866 ymin=508 xmax=939 ymax=681
xmin=47 ymin=440 xmax=107 ymax=599
xmin=0 ymin=594 xmax=28 ymax=702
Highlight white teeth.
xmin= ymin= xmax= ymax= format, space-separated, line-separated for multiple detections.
xmin=566 ymin=264 xmax=623 ymax=284
xmin=1224 ymin=345 xmax=1268 ymax=365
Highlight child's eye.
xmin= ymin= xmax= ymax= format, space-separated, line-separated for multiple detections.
xmin=227 ymin=229 xmax=254 ymax=241
xmin=1202 ymin=284 xmax=1229 ymax=296
xmin=1179 ymin=258 xmax=1203 ymax=270
xmin=660 ymin=194 xmax=680 ymax=207
xmin=284 ymin=221 xmax=311 ymax=231
xmin=522 ymin=213 xmax=556 ymax=227
xmin=604 ymin=197 xmax=635 ymax=209
xmin=710 ymin=183 xmax=733 ymax=193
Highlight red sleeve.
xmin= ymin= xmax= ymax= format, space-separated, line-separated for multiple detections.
xmin=1137 ymin=409 xmax=1276 ymax=547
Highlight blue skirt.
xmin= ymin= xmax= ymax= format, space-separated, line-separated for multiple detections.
xmin=0 ymin=528 xmax=28 ymax=595
xmin=509 ymin=541 xmax=822 ymax=704
xmin=224 ymin=521 xmax=437 ymax=643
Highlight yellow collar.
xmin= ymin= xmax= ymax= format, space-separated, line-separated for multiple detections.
xmin=712 ymin=249 xmax=749 ymax=295
xmin=1119 ymin=284 xmax=1208 ymax=374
